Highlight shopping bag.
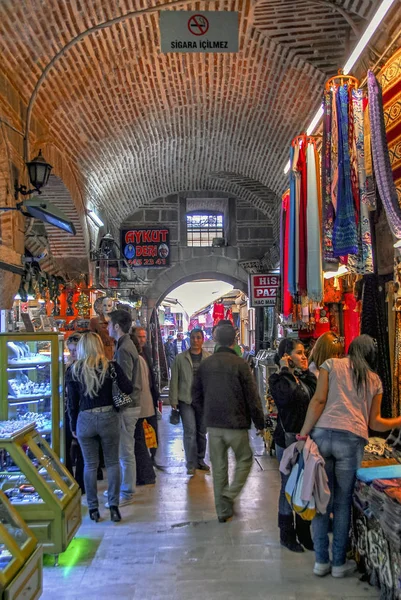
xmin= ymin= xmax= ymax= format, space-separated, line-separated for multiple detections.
xmin=285 ymin=451 xmax=316 ymax=521
xmin=143 ymin=419 xmax=157 ymax=449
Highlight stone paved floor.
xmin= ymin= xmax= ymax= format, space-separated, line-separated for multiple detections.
xmin=41 ymin=409 xmax=379 ymax=599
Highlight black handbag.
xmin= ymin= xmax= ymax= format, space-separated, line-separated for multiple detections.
xmin=109 ymin=363 xmax=132 ymax=409
xmin=169 ymin=408 xmax=180 ymax=425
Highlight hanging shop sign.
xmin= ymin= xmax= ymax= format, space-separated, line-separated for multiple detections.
xmin=121 ymin=228 xmax=170 ymax=268
xmin=160 ymin=11 xmax=238 ymax=53
xmin=249 ymin=274 xmax=280 ymax=307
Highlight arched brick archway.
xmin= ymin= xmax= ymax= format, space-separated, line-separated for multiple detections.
xmin=146 ymin=256 xmax=248 ymax=307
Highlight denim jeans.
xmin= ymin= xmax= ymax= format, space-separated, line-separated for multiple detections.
xmin=178 ymin=401 xmax=207 ymax=469
xmin=275 ymin=444 xmax=292 ymax=516
xmin=119 ymin=406 xmax=141 ymax=499
xmin=208 ymin=428 xmax=253 ymax=518
xmin=311 ymin=428 xmax=365 ymax=566
xmin=77 ymin=409 xmax=121 ymax=510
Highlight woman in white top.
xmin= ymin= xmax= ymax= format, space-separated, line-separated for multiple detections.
xmin=300 ymin=335 xmax=401 ymax=579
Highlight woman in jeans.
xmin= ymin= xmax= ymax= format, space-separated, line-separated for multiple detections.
xmin=269 ymin=339 xmax=317 ymax=552
xmin=300 ymin=335 xmax=401 ymax=578
xmin=67 ymin=332 xmax=133 ymax=523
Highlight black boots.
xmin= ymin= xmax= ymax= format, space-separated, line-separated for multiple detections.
xmin=278 ymin=514 xmax=304 ymax=553
xmin=109 ymin=506 xmax=121 ymax=522
xmin=295 ymin=513 xmax=314 ymax=551
xmin=89 ymin=509 xmax=100 ymax=522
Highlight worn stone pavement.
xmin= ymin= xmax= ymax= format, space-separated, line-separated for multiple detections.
xmin=41 ymin=409 xmax=378 ymax=600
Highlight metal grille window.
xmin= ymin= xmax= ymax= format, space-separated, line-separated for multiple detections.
xmin=186 ymin=213 xmax=224 ymax=247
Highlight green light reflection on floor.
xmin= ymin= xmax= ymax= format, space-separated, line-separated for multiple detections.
xmin=43 ymin=537 xmax=101 ymax=576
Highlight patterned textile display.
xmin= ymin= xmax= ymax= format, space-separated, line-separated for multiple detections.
xmin=380 ymin=47 xmax=401 ymax=209
xmin=343 ymin=292 xmax=360 ymax=353
xmin=348 ymin=90 xmax=374 ymax=274
xmin=393 ymin=312 xmax=401 ymax=419
xmin=333 ymin=86 xmax=358 ymax=256
xmin=297 ymin=144 xmax=308 ymax=294
xmin=361 ymin=274 xmax=393 ymax=418
xmin=149 ymin=307 xmax=168 ymax=390
xmin=322 ymin=90 xmax=337 ymax=265
xmin=368 ymin=70 xmax=401 ymax=238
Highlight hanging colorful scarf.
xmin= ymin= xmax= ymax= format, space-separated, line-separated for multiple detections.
xmin=393 ymin=311 xmax=401 ymax=418
xmin=297 ymin=143 xmax=308 ymax=294
xmin=331 ymin=88 xmax=339 ymax=213
xmin=288 ymin=146 xmax=297 ymax=296
xmin=348 ymin=89 xmax=374 ymax=274
xmin=322 ymin=90 xmax=337 ymax=264
xmin=368 ymin=70 xmax=401 ymax=238
xmin=306 ymin=143 xmax=322 ymax=301
xmin=348 ymin=87 xmax=360 ymax=219
xmin=333 ymin=85 xmax=358 ymax=256
xmin=282 ymin=192 xmax=293 ymax=317
xmin=363 ymin=98 xmax=377 ymax=210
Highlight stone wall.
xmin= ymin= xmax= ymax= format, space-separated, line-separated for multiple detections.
xmin=120 ymin=190 xmax=273 ymax=303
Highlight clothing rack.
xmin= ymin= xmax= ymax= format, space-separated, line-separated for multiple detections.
xmin=290 ymin=133 xmax=317 ymax=148
xmin=325 ymin=69 xmax=359 ymax=91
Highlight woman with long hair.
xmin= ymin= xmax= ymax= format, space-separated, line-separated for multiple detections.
xmin=300 ymin=334 xmax=401 ymax=578
xmin=269 ymin=339 xmax=317 ymax=552
xmin=67 ymin=332 xmax=133 ymax=523
xmin=308 ymin=332 xmax=344 ymax=377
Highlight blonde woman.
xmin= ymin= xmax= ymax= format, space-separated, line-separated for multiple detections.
xmin=308 ymin=332 xmax=344 ymax=377
xmin=67 ymin=332 xmax=133 ymax=522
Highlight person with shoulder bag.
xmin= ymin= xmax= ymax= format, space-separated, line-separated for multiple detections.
xmin=67 ymin=332 xmax=133 ymax=523
xmin=269 ymin=339 xmax=316 ymax=552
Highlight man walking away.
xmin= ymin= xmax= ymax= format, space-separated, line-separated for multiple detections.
xmin=164 ymin=335 xmax=175 ymax=374
xmin=192 ymin=325 xmax=265 ymax=522
xmin=108 ymin=310 xmax=142 ymax=506
xmin=132 ymin=326 xmax=163 ymax=469
xmin=169 ymin=329 xmax=210 ymax=475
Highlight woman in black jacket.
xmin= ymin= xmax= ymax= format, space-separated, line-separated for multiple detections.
xmin=67 ymin=332 xmax=133 ymax=523
xmin=269 ymin=339 xmax=317 ymax=552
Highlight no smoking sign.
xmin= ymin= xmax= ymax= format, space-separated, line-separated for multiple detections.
xmin=160 ymin=11 xmax=238 ymax=53
xmin=188 ymin=14 xmax=209 ymax=36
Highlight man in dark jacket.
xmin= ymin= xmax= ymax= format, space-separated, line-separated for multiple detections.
xmin=164 ymin=335 xmax=175 ymax=372
xmin=192 ymin=325 xmax=265 ymax=522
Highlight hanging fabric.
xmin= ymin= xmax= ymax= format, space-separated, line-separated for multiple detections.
xmin=297 ymin=144 xmax=308 ymax=294
xmin=282 ymin=191 xmax=293 ymax=318
xmin=306 ymin=143 xmax=323 ymax=301
xmin=368 ymin=70 xmax=401 ymax=238
xmin=393 ymin=312 xmax=401 ymax=418
xmin=288 ymin=147 xmax=297 ymax=296
xmin=322 ymin=90 xmax=337 ymax=265
xmin=333 ymin=86 xmax=358 ymax=256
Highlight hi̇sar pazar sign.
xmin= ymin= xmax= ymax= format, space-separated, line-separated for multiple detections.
xmin=121 ymin=229 xmax=170 ymax=268
xmin=160 ymin=11 xmax=239 ymax=53
xmin=249 ymin=274 xmax=280 ymax=307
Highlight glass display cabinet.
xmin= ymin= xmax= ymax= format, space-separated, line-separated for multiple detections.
xmin=0 ymin=333 xmax=65 ymax=459
xmin=0 ymin=421 xmax=81 ymax=561
xmin=0 ymin=490 xmax=42 ymax=600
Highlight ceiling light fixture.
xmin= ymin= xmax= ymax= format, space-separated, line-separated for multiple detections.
xmin=87 ymin=210 xmax=104 ymax=228
xmin=14 ymin=150 xmax=53 ymax=198
xmin=283 ymin=0 xmax=396 ymax=174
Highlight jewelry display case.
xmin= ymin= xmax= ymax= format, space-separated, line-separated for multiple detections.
xmin=0 ymin=333 xmax=65 ymax=459
xmin=0 ymin=422 xmax=81 ymax=560
xmin=0 ymin=489 xmax=42 ymax=600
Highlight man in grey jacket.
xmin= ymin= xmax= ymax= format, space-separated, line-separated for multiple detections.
xmin=108 ymin=310 xmax=142 ymax=506
xmin=169 ymin=329 xmax=210 ymax=475
xmin=192 ymin=325 xmax=265 ymax=522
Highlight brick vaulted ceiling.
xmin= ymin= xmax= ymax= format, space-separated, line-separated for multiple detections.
xmin=0 ymin=0 xmax=389 ymax=232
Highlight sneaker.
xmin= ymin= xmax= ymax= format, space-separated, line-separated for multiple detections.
xmin=103 ymin=490 xmax=108 ymax=497
xmin=331 ymin=560 xmax=357 ymax=578
xmin=313 ymin=562 xmax=331 ymax=577
xmin=197 ymin=462 xmax=210 ymax=471
xmin=105 ymin=496 xmax=135 ymax=509
xmin=187 ymin=467 xmax=196 ymax=475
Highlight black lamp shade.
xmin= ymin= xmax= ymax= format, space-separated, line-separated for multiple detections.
xmin=26 ymin=150 xmax=53 ymax=191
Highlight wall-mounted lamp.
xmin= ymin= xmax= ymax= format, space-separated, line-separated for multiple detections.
xmin=14 ymin=150 xmax=53 ymax=199
xmin=87 ymin=210 xmax=104 ymax=228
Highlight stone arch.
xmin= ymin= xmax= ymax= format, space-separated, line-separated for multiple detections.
xmin=146 ymin=255 xmax=248 ymax=306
